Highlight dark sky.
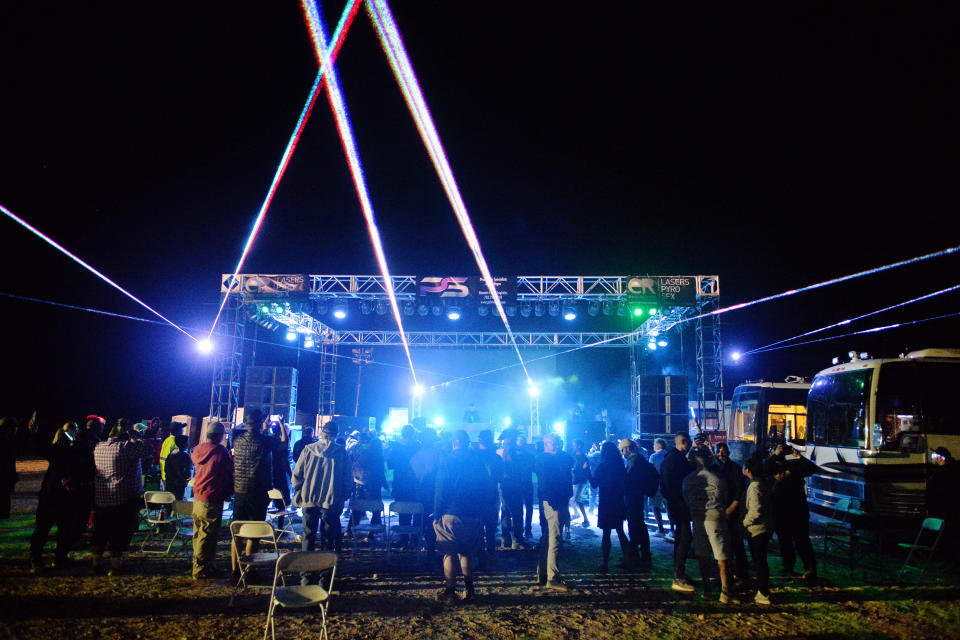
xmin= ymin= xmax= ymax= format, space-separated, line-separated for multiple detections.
xmin=1 ymin=1 xmax=958 ymax=426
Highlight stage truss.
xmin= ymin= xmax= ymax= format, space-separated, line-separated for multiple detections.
xmin=209 ymin=274 xmax=724 ymax=434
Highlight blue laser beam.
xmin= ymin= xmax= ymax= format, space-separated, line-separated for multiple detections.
xmin=366 ymin=0 xmax=531 ymax=383
xmin=208 ymin=0 xmax=362 ymax=339
xmin=302 ymin=0 xmax=418 ymax=385
xmin=1 ymin=203 xmax=196 ymax=340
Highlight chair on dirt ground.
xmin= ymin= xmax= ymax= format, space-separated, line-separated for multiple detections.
xmin=169 ymin=500 xmax=195 ymax=554
xmin=140 ymin=491 xmax=178 ymax=555
xmin=348 ymin=499 xmax=386 ymax=558
xmin=898 ymin=517 xmax=945 ymax=578
xmin=230 ymin=520 xmax=283 ymax=606
xmin=266 ymin=488 xmax=300 ymax=543
xmin=263 ymin=551 xmax=338 ymax=640
xmin=387 ymin=501 xmax=425 ymax=558
xmin=821 ymin=498 xmax=853 ymax=573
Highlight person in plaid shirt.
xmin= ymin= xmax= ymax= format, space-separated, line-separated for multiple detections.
xmin=91 ymin=418 xmax=153 ymax=575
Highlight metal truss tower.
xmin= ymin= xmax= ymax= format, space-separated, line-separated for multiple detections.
xmin=317 ymin=332 xmax=338 ymax=425
xmin=695 ymin=297 xmax=725 ymax=430
xmin=208 ymin=293 xmax=245 ymax=422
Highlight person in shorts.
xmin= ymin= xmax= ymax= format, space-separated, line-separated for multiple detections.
xmin=682 ymin=444 xmax=736 ymax=603
xmin=433 ymin=430 xmax=486 ymax=603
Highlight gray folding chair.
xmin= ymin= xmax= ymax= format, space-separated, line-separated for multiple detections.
xmin=349 ymin=499 xmax=386 ymax=557
xmin=898 ymin=517 xmax=945 ymax=578
xmin=263 ymin=551 xmax=338 ymax=640
xmin=230 ymin=520 xmax=282 ymax=606
xmin=267 ymin=488 xmax=300 ymax=542
xmin=140 ymin=491 xmax=178 ymax=555
xmin=387 ymin=501 xmax=425 ymax=558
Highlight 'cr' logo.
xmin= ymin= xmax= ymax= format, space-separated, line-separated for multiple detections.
xmin=627 ymin=277 xmax=656 ymax=295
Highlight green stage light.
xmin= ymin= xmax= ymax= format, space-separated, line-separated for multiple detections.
xmin=261 ymin=304 xmax=270 ymax=314
xmin=649 ymin=308 xmax=658 ymax=316
xmin=633 ymin=307 xmax=644 ymax=317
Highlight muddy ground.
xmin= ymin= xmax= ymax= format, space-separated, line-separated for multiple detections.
xmin=2 ymin=460 xmax=958 ymax=640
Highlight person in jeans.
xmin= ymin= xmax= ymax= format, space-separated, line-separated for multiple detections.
xmin=742 ymin=459 xmax=774 ymax=604
xmin=767 ymin=443 xmax=817 ymax=579
xmin=621 ymin=438 xmax=657 ymax=569
xmin=534 ymin=433 xmax=574 ymax=590
xmin=293 ymin=420 xmax=351 ymax=556
xmin=661 ymin=432 xmax=697 ymax=592
xmin=570 ymin=439 xmax=591 ymax=528
xmin=647 ymin=438 xmax=669 ymax=536
xmin=514 ymin=435 xmax=536 ymax=539
xmin=190 ymin=421 xmax=233 ymax=579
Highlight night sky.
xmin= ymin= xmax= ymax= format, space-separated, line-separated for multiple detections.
xmin=1 ymin=2 xmax=958 ymax=427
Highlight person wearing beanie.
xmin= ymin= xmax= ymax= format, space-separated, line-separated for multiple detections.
xmin=190 ymin=421 xmax=233 ymax=579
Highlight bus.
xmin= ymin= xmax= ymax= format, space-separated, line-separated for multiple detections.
xmin=727 ymin=378 xmax=810 ymax=463
xmin=800 ymin=348 xmax=960 ymax=526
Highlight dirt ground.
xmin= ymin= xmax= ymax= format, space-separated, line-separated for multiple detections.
xmin=2 ymin=460 xmax=959 ymax=640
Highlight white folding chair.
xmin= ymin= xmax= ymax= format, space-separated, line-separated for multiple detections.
xmin=263 ymin=551 xmax=338 ymax=640
xmin=168 ymin=500 xmax=195 ymax=554
xmin=898 ymin=517 xmax=945 ymax=578
xmin=349 ymin=499 xmax=386 ymax=557
xmin=387 ymin=501 xmax=425 ymax=558
xmin=230 ymin=520 xmax=282 ymax=606
xmin=140 ymin=491 xmax=178 ymax=555
xmin=267 ymin=488 xmax=300 ymax=542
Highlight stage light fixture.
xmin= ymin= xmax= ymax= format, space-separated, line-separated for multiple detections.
xmin=316 ymin=299 xmax=329 ymax=315
xmin=477 ymin=304 xmax=489 ymax=317
xmin=197 ymin=338 xmax=214 ymax=354
xmin=657 ymin=339 xmax=668 ymax=347
xmin=504 ymin=417 xmax=512 ymax=427
xmin=649 ymin=307 xmax=659 ymax=316
xmin=553 ymin=421 xmax=565 ymax=432
xmin=602 ymin=300 xmax=613 ymax=316
xmin=647 ymin=340 xmax=657 ymax=350
xmin=412 ymin=384 xmax=425 ymax=396
xmin=332 ymin=302 xmax=347 ymax=319
xmin=506 ymin=304 xmax=517 ymax=317
xmin=418 ymin=304 xmax=429 ymax=316
xmin=304 ymin=335 xmax=315 ymax=348
xmin=587 ymin=301 xmax=599 ymax=317
xmin=633 ymin=307 xmax=644 ymax=317
xmin=548 ymin=301 xmax=560 ymax=316
xmin=261 ymin=304 xmax=270 ymax=314
xmin=534 ymin=302 xmax=545 ymax=317
xmin=376 ymin=300 xmax=388 ymax=315
xmin=361 ymin=300 xmax=373 ymax=315
xmin=434 ymin=416 xmax=444 ymax=426
xmin=520 ymin=303 xmax=531 ymax=317
xmin=286 ymin=329 xmax=297 ymax=341
xmin=528 ymin=385 xmax=540 ymax=397
xmin=446 ymin=306 xmax=461 ymax=320
xmin=731 ymin=351 xmax=742 ymax=362
xmin=403 ymin=301 xmax=415 ymax=316
xmin=431 ymin=303 xmax=442 ymax=316
xmin=563 ymin=304 xmax=577 ymax=321
xmin=617 ymin=301 xmax=626 ymax=316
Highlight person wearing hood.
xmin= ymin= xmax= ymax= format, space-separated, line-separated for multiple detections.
xmin=190 ymin=421 xmax=233 ymax=579
xmin=292 ymin=420 xmax=352 ymax=553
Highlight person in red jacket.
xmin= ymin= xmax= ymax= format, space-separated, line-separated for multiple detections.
xmin=190 ymin=421 xmax=234 ymax=579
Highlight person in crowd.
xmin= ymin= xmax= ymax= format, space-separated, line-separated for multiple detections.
xmin=434 ymin=430 xmax=486 ymax=603
xmin=30 ymin=422 xmax=93 ymax=571
xmin=411 ymin=428 xmax=442 ymax=556
xmin=621 ymin=438 xmax=657 ymax=569
xmin=91 ymin=418 xmax=153 ymax=575
xmin=0 ymin=417 xmax=18 ymax=520
xmin=648 ymin=438 xmax=669 ymax=536
xmin=476 ymin=429 xmax=503 ymax=571
xmin=927 ymin=447 xmax=960 ymax=570
xmin=190 ymin=421 xmax=233 ymax=579
xmin=712 ymin=442 xmax=749 ymax=582
xmin=591 ymin=441 xmax=630 ymax=572
xmin=570 ymin=439 xmax=592 ymax=529
xmin=683 ymin=445 xmax=735 ymax=603
xmin=163 ymin=434 xmax=192 ymax=500
xmin=661 ymin=432 xmax=697 ymax=592
xmin=292 ymin=424 xmax=317 ymax=465
xmin=292 ymin=420 xmax=352 ymax=554
xmin=514 ymin=435 xmax=536 ymax=540
xmin=349 ymin=430 xmax=387 ymax=534
xmin=766 ymin=442 xmax=817 ymax=579
xmin=535 ymin=433 xmax=574 ymax=590
xmin=266 ymin=417 xmax=291 ymax=533
xmin=498 ymin=434 xmax=528 ymax=549
xmin=73 ymin=418 xmax=99 ymax=535
xmin=232 ymin=410 xmax=273 ymax=570
xmin=463 ymin=403 xmax=480 ymax=424
xmin=386 ymin=424 xmax=420 ymax=535
xmin=586 ymin=442 xmax=602 ymax=515
xmin=159 ymin=422 xmax=184 ymax=490
xmin=742 ymin=458 xmax=774 ymax=604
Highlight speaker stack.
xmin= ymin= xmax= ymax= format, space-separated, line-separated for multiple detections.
xmin=243 ymin=366 xmax=298 ymax=424
xmin=638 ymin=375 xmax=689 ymax=436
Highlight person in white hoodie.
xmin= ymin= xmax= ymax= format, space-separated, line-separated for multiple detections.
xmin=742 ymin=458 xmax=774 ymax=604
xmin=292 ymin=421 xmax=352 ymax=553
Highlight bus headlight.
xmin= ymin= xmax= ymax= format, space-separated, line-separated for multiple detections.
xmin=871 ymin=423 xmax=884 ymax=449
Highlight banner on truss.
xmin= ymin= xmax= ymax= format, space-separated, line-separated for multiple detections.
xmin=222 ymin=274 xmax=308 ymax=294
xmin=416 ymin=276 xmax=515 ymax=306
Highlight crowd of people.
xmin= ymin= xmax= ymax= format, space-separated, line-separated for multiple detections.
xmin=3 ymin=411 xmax=956 ymax=607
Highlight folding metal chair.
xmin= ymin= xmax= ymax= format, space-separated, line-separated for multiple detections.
xmin=348 ymin=499 xmax=386 ymax=557
xmin=263 ymin=551 xmax=338 ymax=640
xmin=387 ymin=501 xmax=425 ymax=557
xmin=898 ymin=517 xmax=945 ymax=578
xmin=140 ymin=491 xmax=178 ymax=555
xmin=821 ymin=498 xmax=852 ymax=572
xmin=230 ymin=520 xmax=282 ymax=606
xmin=267 ymin=488 xmax=300 ymax=542
xmin=168 ymin=500 xmax=195 ymax=554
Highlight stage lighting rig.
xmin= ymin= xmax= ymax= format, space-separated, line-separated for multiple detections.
xmin=563 ymin=303 xmax=577 ymax=321
xmin=332 ymin=302 xmax=348 ymax=319
xmin=446 ymin=305 xmax=461 ymax=320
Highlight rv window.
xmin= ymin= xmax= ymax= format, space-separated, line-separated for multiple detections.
xmin=733 ymin=391 xmax=759 ymax=441
xmin=876 ymin=361 xmax=960 ymax=446
xmin=808 ymin=370 xmax=871 ymax=447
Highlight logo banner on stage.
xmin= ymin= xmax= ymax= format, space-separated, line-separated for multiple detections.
xmin=657 ymin=276 xmax=696 ymax=306
xmin=222 ymin=274 xmax=308 ymax=294
xmin=416 ymin=276 xmax=514 ymax=304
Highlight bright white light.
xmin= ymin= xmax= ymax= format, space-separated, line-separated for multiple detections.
xmin=286 ymin=329 xmax=297 ymax=341
xmin=446 ymin=306 xmax=461 ymax=320
xmin=412 ymin=384 xmax=425 ymax=396
xmin=647 ymin=341 xmax=657 ymax=350
xmin=304 ymin=336 xmax=315 ymax=348
xmin=657 ymin=339 xmax=668 ymax=347
xmin=553 ymin=421 xmax=565 ymax=432
xmin=563 ymin=310 xmax=576 ymax=321
xmin=333 ymin=308 xmax=347 ymax=320
xmin=434 ymin=416 xmax=444 ymax=426
xmin=528 ymin=385 xmax=540 ymax=397
xmin=197 ymin=338 xmax=214 ymax=354
xmin=731 ymin=351 xmax=742 ymax=361
xmin=504 ymin=417 xmax=512 ymax=427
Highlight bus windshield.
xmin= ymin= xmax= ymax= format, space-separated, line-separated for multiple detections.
xmin=732 ymin=391 xmax=759 ymax=441
xmin=808 ymin=369 xmax=872 ymax=447
xmin=876 ymin=361 xmax=960 ymax=450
